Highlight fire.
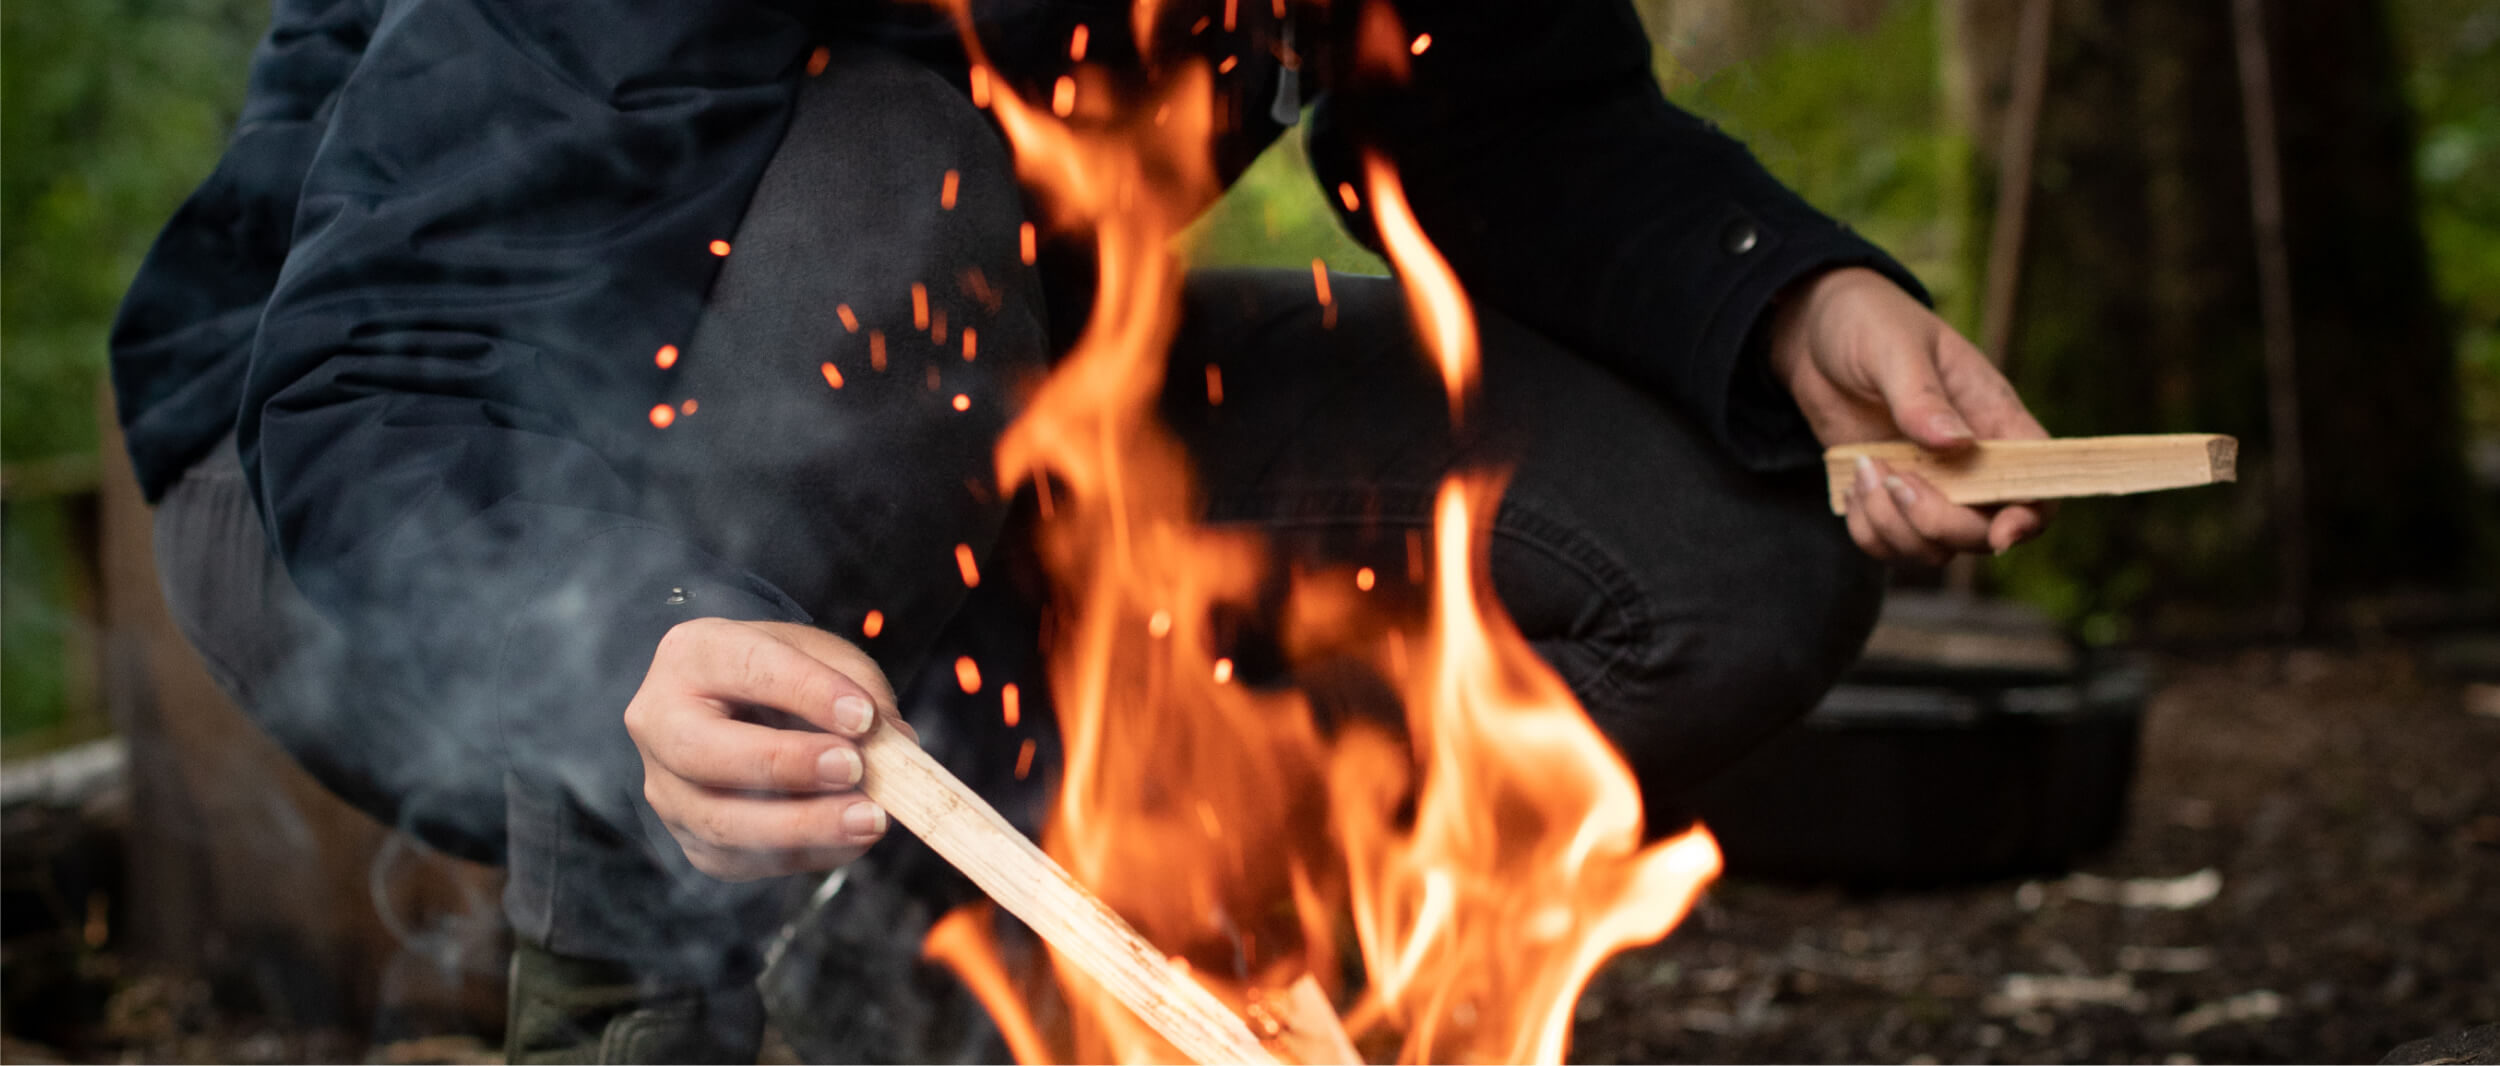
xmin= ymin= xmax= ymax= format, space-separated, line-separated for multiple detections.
xmin=912 ymin=4 xmax=1720 ymax=1062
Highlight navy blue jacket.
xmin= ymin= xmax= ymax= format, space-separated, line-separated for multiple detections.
xmin=110 ymin=0 xmax=1922 ymax=860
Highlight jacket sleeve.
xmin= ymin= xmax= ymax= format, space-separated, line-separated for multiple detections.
xmin=239 ymin=0 xmax=815 ymax=841
xmin=1303 ymin=0 xmax=1929 ymax=472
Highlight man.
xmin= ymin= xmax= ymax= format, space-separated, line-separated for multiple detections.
xmin=114 ymin=0 xmax=2047 ymax=1060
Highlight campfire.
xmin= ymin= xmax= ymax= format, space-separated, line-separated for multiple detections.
xmin=857 ymin=4 xmax=1722 ymax=1062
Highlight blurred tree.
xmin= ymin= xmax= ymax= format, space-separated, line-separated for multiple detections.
xmin=1968 ymin=0 xmax=2478 ymax=635
xmin=2 ymin=0 xmax=265 ymax=745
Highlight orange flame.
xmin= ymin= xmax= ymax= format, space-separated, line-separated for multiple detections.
xmin=915 ymin=5 xmax=1718 ymax=1062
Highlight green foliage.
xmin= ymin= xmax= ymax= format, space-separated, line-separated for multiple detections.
xmin=1182 ymin=130 xmax=1388 ymax=275
xmin=2 ymin=0 xmax=264 ymax=744
xmin=2391 ymin=0 xmax=2500 ymax=437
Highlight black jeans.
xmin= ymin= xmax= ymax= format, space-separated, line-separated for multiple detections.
xmin=153 ymin=43 xmax=1880 ymax=1016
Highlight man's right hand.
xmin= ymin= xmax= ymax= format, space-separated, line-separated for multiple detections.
xmin=624 ymin=618 xmax=908 ymax=882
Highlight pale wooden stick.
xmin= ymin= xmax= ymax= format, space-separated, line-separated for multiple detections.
xmin=1269 ymin=976 xmax=1362 ymax=1066
xmin=1825 ymin=434 xmax=2236 ymax=515
xmin=857 ymin=725 xmax=1280 ymax=1065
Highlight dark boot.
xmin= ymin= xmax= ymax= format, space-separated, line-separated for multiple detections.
xmin=505 ymin=942 xmax=765 ymax=1065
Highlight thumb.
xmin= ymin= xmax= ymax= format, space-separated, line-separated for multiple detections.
xmin=1874 ymin=346 xmax=1978 ymax=451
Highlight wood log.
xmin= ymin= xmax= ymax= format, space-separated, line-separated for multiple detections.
xmin=1824 ymin=434 xmax=2236 ymax=515
xmin=857 ymin=725 xmax=1280 ymax=1065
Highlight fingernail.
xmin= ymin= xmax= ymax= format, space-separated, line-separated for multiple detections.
xmin=1854 ymin=455 xmax=1880 ymax=495
xmin=833 ymin=695 xmax=874 ymax=735
xmin=1884 ymin=474 xmax=1916 ymax=511
xmin=1931 ymin=412 xmax=1974 ymax=440
xmin=843 ymin=802 xmax=888 ymax=837
xmin=817 ymin=746 xmax=861 ymax=787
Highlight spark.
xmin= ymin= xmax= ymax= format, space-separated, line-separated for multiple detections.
xmin=821 ymin=362 xmax=845 ymax=389
xmin=679 ymin=398 xmax=698 ymax=415
xmin=1204 ymin=364 xmax=1224 ymax=405
xmin=953 ymin=393 xmax=972 ymax=411
xmin=969 ymin=65 xmax=993 ymax=108
xmin=868 ymin=330 xmax=888 ymax=370
xmin=1310 ymin=258 xmax=1333 ymax=305
xmin=1148 ymin=609 xmax=1173 ymax=638
xmin=836 ymin=304 xmax=859 ymax=332
xmin=1355 ymin=566 xmax=1376 ymax=591
xmin=1212 ymin=657 xmax=1234 ymax=683
xmin=648 ymin=404 xmax=675 ymax=428
xmin=962 ymin=327 xmax=978 ymax=361
xmin=708 ymin=239 xmax=731 ymax=257
xmin=955 ymin=656 xmax=983 ymax=694
xmin=1218 ymin=55 xmax=1239 ymax=74
xmin=955 ymin=543 xmax=982 ymax=587
xmin=1014 ymin=738 xmax=1037 ymax=779
xmin=1224 ymin=0 xmax=1237 ymax=31
xmin=1191 ymin=15 xmax=1210 ymax=33
xmin=807 ymin=47 xmax=831 ymax=76
xmin=654 ymin=344 xmax=679 ymax=369
xmin=912 ymin=283 xmax=929 ymax=329
xmin=1020 ymin=222 xmax=1038 ymax=265
xmin=941 ymin=169 xmax=960 ymax=209
xmin=862 ymin=609 xmax=885 ymax=638
xmin=1052 ymin=75 xmax=1077 ymax=117
xmin=1337 ymin=182 xmax=1361 ymax=211
xmin=1410 ymin=33 xmax=1433 ymax=55
xmin=1069 ymin=23 xmax=1090 ymax=61
xmin=933 ymin=307 xmax=949 ymax=344
xmin=1002 ymin=682 xmax=1022 ymax=727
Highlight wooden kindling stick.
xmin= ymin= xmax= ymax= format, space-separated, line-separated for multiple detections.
xmin=1825 ymin=433 xmax=2236 ymax=515
xmin=859 ymin=725 xmax=1353 ymax=1064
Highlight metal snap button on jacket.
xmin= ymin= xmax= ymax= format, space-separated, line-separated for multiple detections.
xmin=665 ymin=587 xmax=691 ymax=605
xmin=1721 ymin=218 xmax=1760 ymax=255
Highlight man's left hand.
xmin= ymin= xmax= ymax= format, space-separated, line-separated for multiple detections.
xmin=1765 ymin=266 xmax=2052 ymax=567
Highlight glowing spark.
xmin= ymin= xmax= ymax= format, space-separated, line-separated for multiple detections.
xmin=1410 ymin=33 xmax=1433 ymax=55
xmin=912 ymin=283 xmax=929 ymax=329
xmin=821 ymin=362 xmax=845 ymax=389
xmin=1014 ymin=738 xmax=1037 ymax=779
xmin=1204 ymin=363 xmax=1224 ymax=405
xmin=941 ymin=169 xmax=960 ymax=209
xmin=1337 ymin=182 xmax=1361 ymax=211
xmin=868 ymin=330 xmax=888 ymax=370
xmin=926 ymin=364 xmax=943 ymax=390
xmin=1190 ymin=15 xmax=1209 ymax=33
xmin=1020 ymin=222 xmax=1038 ymax=265
xmin=933 ymin=307 xmax=949 ymax=344
xmin=654 ymin=344 xmax=679 ymax=369
xmin=647 ymin=404 xmax=675 ymax=428
xmin=1147 ymin=609 xmax=1173 ymax=638
xmin=955 ymin=543 xmax=981 ymax=587
xmin=969 ymin=65 xmax=993 ymax=108
xmin=1355 ymin=566 xmax=1376 ymax=591
xmin=1218 ymin=55 xmax=1239 ymax=74
xmin=679 ymin=398 xmax=698 ymax=415
xmin=806 ymin=47 xmax=831 ymax=76
xmin=962 ymin=327 xmax=978 ymax=361
xmin=1212 ymin=657 xmax=1234 ymax=683
xmin=956 ymin=656 xmax=983 ymax=694
xmin=1052 ymin=76 xmax=1077 ymax=117
xmin=862 ymin=609 xmax=885 ymax=638
xmin=835 ymin=304 xmax=858 ymax=332
xmin=952 ymin=393 xmax=972 ymax=411
xmin=1069 ymin=23 xmax=1090 ymax=61
xmin=1002 ymin=682 xmax=1022 ymax=727
xmin=708 ymin=239 xmax=731 ymax=257
xmin=1224 ymin=0 xmax=1237 ymax=31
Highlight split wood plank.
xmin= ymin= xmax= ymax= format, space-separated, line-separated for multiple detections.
xmin=1268 ymin=976 xmax=1362 ymax=1066
xmin=858 ymin=724 xmax=1282 ymax=1066
xmin=1825 ymin=434 xmax=2236 ymax=515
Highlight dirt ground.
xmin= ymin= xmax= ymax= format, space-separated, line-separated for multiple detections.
xmin=7 ymin=647 xmax=2495 ymax=1063
xmin=1572 ymin=648 xmax=2500 ymax=1064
